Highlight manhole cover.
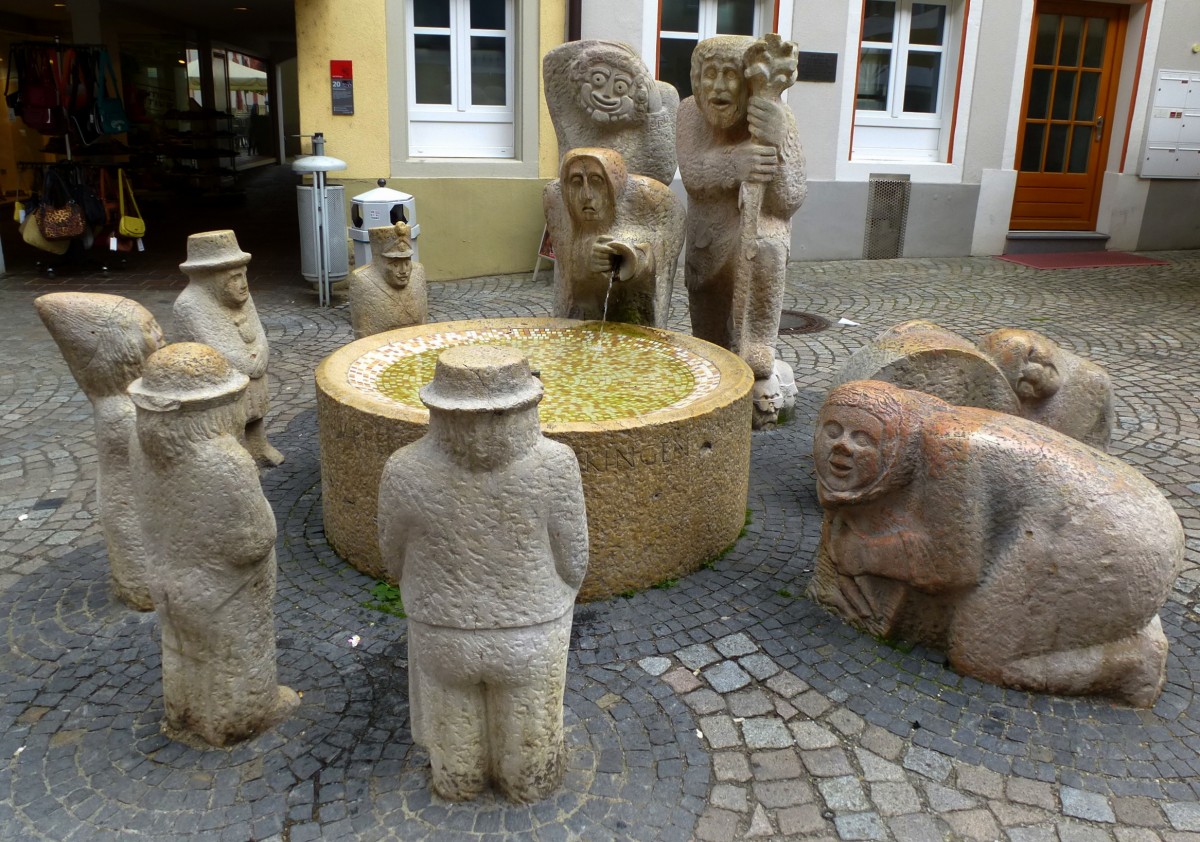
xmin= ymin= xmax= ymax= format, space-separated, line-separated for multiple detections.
xmin=778 ymin=311 xmax=830 ymax=335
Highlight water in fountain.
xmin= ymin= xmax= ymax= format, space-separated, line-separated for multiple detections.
xmin=599 ymin=264 xmax=618 ymax=332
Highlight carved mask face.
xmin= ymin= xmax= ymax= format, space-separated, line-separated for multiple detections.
xmin=565 ymin=157 xmax=614 ymax=225
xmin=815 ymin=407 xmax=885 ymax=495
xmin=217 ymin=267 xmax=250 ymax=308
xmin=697 ymin=58 xmax=746 ymax=130
xmin=385 ymin=258 xmax=412 ymax=289
xmin=579 ymin=62 xmax=638 ymax=123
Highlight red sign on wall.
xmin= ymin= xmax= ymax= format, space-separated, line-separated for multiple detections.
xmin=331 ymin=60 xmax=354 ymax=116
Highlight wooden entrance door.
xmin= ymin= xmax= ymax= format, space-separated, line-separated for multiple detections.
xmin=1011 ymin=1 xmax=1126 ymax=230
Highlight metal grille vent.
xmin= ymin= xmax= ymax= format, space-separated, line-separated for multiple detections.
xmin=863 ymin=174 xmax=911 ymax=260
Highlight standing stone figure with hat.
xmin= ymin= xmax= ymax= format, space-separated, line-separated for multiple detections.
xmin=378 ymin=345 xmax=589 ymax=802
xmin=35 ymin=292 xmax=166 ymax=611
xmin=348 ymin=221 xmax=428 ymax=339
xmin=173 ymin=229 xmax=283 ymax=466
xmin=129 ymin=342 xmax=299 ymax=746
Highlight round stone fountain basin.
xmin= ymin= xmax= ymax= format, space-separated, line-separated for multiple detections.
xmin=315 ymin=318 xmax=753 ymax=601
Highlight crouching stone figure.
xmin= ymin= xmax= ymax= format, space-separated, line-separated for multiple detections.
xmin=809 ymin=380 xmax=1183 ymax=707
xmin=130 ymin=342 xmax=299 ymax=745
xmin=378 ymin=345 xmax=589 ymax=802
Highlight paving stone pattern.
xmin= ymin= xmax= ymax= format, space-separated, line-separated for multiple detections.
xmin=1 ymin=251 xmax=1199 ymax=841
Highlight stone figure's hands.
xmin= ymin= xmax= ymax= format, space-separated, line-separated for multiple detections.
xmin=733 ymin=143 xmax=779 ymax=183
xmin=747 ymin=96 xmax=788 ymax=148
xmin=590 ymin=236 xmax=619 ymax=274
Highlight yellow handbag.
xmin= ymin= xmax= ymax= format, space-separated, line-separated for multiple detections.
xmin=117 ymin=169 xmax=145 ymax=239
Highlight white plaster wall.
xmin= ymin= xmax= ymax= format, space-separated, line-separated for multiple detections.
xmin=961 ymin=1 xmax=1030 ymax=184
xmin=580 ymin=1 xmax=646 ymax=50
xmin=785 ymin=1 xmax=854 ymax=182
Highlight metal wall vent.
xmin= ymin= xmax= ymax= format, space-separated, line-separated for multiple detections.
xmin=863 ymin=173 xmax=911 ymax=260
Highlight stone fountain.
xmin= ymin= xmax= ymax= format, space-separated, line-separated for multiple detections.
xmin=316 ymin=317 xmax=753 ymax=600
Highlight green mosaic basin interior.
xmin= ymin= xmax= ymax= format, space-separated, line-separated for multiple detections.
xmin=362 ymin=324 xmax=712 ymax=424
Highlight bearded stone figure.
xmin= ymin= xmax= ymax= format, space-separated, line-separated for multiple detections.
xmin=35 ymin=292 xmax=166 ymax=610
xmin=978 ymin=328 xmax=1114 ymax=451
xmin=173 ymin=230 xmax=283 ymax=466
xmin=810 ymin=380 xmax=1182 ymax=707
xmin=129 ymin=342 xmax=299 ymax=746
xmin=544 ymin=147 xmax=684 ymax=327
xmin=543 ymin=40 xmax=679 ymax=185
xmin=348 ymin=221 xmax=428 ymax=339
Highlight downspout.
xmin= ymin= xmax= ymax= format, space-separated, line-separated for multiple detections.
xmin=568 ymin=0 xmax=581 ymax=41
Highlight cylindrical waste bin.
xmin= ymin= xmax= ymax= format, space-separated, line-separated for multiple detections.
xmin=350 ymin=180 xmax=420 ymax=267
xmin=293 ymin=133 xmax=348 ymax=307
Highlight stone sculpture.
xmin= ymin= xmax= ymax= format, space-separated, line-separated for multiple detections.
xmin=34 ymin=292 xmax=166 ymax=611
xmin=835 ymin=319 xmax=1021 ymax=415
xmin=544 ymin=147 xmax=684 ymax=327
xmin=378 ymin=345 xmax=588 ymax=802
xmin=173 ymin=229 xmax=283 ymax=466
xmin=677 ymin=34 xmax=806 ymax=428
xmin=543 ymin=39 xmax=679 ymax=186
xmin=978 ymin=328 xmax=1114 ymax=451
xmin=348 ymin=221 xmax=428 ymax=339
xmin=129 ymin=342 xmax=299 ymax=746
xmin=809 ymin=380 xmax=1183 ymax=707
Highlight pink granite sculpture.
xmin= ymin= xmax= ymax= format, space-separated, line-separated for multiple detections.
xmin=810 ymin=380 xmax=1183 ymax=707
xmin=35 ymin=292 xmax=166 ymax=610
xmin=543 ymin=39 xmax=679 ymax=185
xmin=378 ymin=345 xmax=589 ymax=802
xmin=677 ymin=35 xmax=806 ymax=428
xmin=544 ymin=147 xmax=684 ymax=327
xmin=173 ymin=229 xmax=283 ymax=466
xmin=130 ymin=342 xmax=299 ymax=745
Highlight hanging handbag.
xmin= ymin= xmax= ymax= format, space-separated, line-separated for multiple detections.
xmin=95 ymin=48 xmax=129 ymax=135
xmin=21 ymin=214 xmax=71 ymax=255
xmin=117 ymin=169 xmax=145 ymax=239
xmin=20 ymin=48 xmax=67 ymax=135
xmin=35 ymin=168 xmax=86 ymax=240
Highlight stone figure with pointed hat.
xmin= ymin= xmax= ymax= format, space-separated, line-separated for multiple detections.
xmin=173 ymin=229 xmax=282 ymax=466
xmin=677 ymin=34 xmax=806 ymax=428
xmin=544 ymin=40 xmax=679 ymax=186
xmin=34 ymin=292 xmax=166 ymax=610
xmin=978 ymin=328 xmax=1114 ymax=451
xmin=378 ymin=345 xmax=589 ymax=802
xmin=809 ymin=379 xmax=1183 ymax=707
xmin=348 ymin=221 xmax=428 ymax=339
xmin=129 ymin=342 xmax=299 ymax=746
xmin=544 ymin=147 xmax=684 ymax=327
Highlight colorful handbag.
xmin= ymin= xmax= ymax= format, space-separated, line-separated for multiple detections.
xmin=35 ymin=169 xmax=86 ymax=240
xmin=95 ymin=49 xmax=128 ymax=135
xmin=21 ymin=214 xmax=71 ymax=255
xmin=117 ymin=169 xmax=145 ymax=239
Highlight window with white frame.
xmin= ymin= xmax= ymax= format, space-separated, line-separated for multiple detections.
xmin=658 ymin=0 xmax=775 ymax=100
xmin=407 ymin=0 xmax=514 ymax=158
xmin=852 ymin=0 xmax=959 ymax=162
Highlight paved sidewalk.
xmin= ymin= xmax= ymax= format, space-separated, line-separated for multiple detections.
xmin=0 ymin=250 xmax=1198 ymax=841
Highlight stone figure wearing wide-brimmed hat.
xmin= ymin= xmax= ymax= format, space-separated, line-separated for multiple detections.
xmin=129 ymin=342 xmax=299 ymax=746
xmin=348 ymin=221 xmax=428 ymax=339
xmin=35 ymin=292 xmax=166 ymax=610
xmin=173 ymin=229 xmax=282 ymax=466
xmin=809 ymin=380 xmax=1182 ymax=707
xmin=378 ymin=345 xmax=589 ymax=802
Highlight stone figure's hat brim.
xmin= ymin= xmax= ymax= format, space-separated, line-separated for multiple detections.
xmin=128 ymin=369 xmax=249 ymax=412
xmin=179 ymin=229 xmax=252 ymax=273
xmin=381 ymin=247 xmax=414 ymax=258
xmin=419 ymin=345 xmax=544 ymax=412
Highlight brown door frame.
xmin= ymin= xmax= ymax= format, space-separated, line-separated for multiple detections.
xmin=1011 ymin=0 xmax=1128 ymax=231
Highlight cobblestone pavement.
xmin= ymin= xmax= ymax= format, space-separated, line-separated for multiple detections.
xmin=0 ymin=250 xmax=1198 ymax=841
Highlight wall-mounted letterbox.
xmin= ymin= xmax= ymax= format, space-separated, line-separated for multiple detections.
xmin=1142 ymin=70 xmax=1200 ymax=179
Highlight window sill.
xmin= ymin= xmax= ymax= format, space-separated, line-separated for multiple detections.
xmin=389 ymin=156 xmax=539 ymax=179
xmin=836 ymin=158 xmax=964 ymax=184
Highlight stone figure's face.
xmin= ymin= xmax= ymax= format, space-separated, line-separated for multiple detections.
xmin=565 ymin=157 xmax=614 ymax=225
xmin=385 ymin=258 xmax=412 ymax=289
xmin=139 ymin=311 xmax=166 ymax=359
xmin=216 ymin=267 xmax=250 ymax=308
xmin=697 ymin=57 xmax=746 ymax=130
xmin=1014 ymin=338 xmax=1062 ymax=401
xmin=579 ymin=62 xmax=638 ymax=123
xmin=815 ymin=407 xmax=886 ymax=495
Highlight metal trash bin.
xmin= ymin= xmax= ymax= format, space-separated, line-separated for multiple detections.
xmin=350 ymin=180 xmax=420 ymax=267
xmin=293 ymin=132 xmax=348 ymax=307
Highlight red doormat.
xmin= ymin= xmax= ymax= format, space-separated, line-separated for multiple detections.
xmin=996 ymin=251 xmax=1170 ymax=269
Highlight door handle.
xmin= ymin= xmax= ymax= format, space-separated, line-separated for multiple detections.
xmin=1095 ymin=115 xmax=1104 ymax=141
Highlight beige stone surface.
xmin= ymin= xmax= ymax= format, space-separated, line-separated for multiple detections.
xmin=316 ymin=318 xmax=753 ymax=601
xmin=34 ymin=292 xmax=165 ymax=611
xmin=129 ymin=343 xmax=298 ymax=746
xmin=809 ymin=380 xmax=1184 ymax=707
xmin=348 ymin=222 xmax=428 ymax=339
xmin=543 ymin=40 xmax=679 ymax=186
xmin=173 ymin=229 xmax=283 ymax=466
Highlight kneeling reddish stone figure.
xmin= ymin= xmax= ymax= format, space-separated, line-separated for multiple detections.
xmin=378 ymin=345 xmax=589 ymax=802
xmin=809 ymin=380 xmax=1183 ymax=707
xmin=129 ymin=343 xmax=299 ymax=746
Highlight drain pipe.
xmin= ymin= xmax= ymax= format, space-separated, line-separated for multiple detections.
xmin=568 ymin=0 xmax=581 ymax=40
